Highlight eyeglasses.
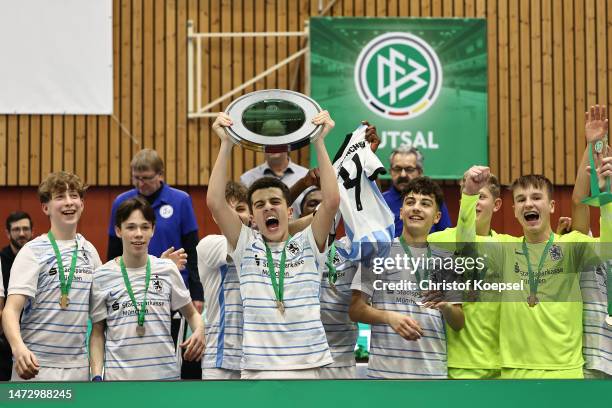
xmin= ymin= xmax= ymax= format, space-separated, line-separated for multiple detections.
xmin=391 ymin=166 xmax=420 ymax=175
xmin=132 ymin=173 xmax=159 ymax=183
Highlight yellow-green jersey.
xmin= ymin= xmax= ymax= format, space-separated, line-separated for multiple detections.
xmin=428 ymin=227 xmax=502 ymax=370
xmin=457 ymin=194 xmax=611 ymax=370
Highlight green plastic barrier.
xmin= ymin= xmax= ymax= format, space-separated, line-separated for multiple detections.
xmin=0 ymin=380 xmax=609 ymax=407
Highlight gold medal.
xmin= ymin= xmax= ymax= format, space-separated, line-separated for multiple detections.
xmin=59 ymin=294 xmax=69 ymax=309
xmin=276 ymin=300 xmax=285 ymax=314
xmin=136 ymin=325 xmax=146 ymax=336
xmin=527 ymin=294 xmax=539 ymax=307
xmin=605 ymin=315 xmax=612 ymax=327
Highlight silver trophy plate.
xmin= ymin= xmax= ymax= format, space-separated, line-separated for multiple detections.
xmin=224 ymin=89 xmax=322 ymax=152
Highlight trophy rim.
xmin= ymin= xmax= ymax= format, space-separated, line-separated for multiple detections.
xmin=224 ymin=89 xmax=322 ymax=151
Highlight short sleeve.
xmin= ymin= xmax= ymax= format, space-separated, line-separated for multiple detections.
xmin=303 ymin=226 xmax=327 ymax=272
xmin=86 ymin=241 xmax=103 ymax=269
xmin=362 ymin=147 xmax=387 ymax=180
xmin=7 ymin=245 xmax=40 ymax=298
xmin=169 ymin=262 xmax=192 ymax=310
xmin=89 ymin=269 xmax=108 ymax=323
xmin=197 ymin=235 xmax=228 ymax=281
xmin=229 ymin=224 xmax=252 ymax=268
xmin=350 ymin=263 xmax=374 ymax=298
xmin=179 ymin=194 xmax=199 ymax=235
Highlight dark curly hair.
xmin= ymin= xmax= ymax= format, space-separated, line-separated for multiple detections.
xmin=401 ymin=176 xmax=444 ymax=210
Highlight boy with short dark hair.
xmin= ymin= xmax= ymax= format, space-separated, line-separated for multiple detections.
xmin=350 ymin=176 xmax=464 ymax=379
xmin=90 ymin=197 xmax=204 ymax=381
xmin=207 ymin=111 xmax=339 ymax=379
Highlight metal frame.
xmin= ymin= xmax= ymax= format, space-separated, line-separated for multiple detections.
xmin=187 ymin=0 xmax=338 ymax=119
xmin=187 ymin=22 xmax=309 ymax=119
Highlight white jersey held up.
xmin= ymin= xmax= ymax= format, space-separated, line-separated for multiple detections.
xmin=8 ymin=234 xmax=102 ymax=369
xmin=90 ymin=256 xmax=192 ymax=380
xmin=197 ymin=235 xmax=243 ymax=372
xmin=230 ymin=224 xmax=333 ymax=371
xmin=332 ymin=125 xmax=394 ymax=260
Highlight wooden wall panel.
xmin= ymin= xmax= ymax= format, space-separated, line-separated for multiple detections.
xmin=0 ymin=0 xmax=611 ymax=187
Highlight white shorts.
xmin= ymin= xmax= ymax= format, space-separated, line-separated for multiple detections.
xmin=318 ymin=366 xmax=356 ymax=379
xmin=202 ymin=368 xmax=241 ymax=380
xmin=11 ymin=366 xmax=89 ymax=382
xmin=241 ymin=368 xmax=320 ymax=380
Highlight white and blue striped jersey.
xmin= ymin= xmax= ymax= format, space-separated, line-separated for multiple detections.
xmin=352 ymin=240 xmax=458 ymax=379
xmin=197 ymin=235 xmax=243 ymax=371
xmin=7 ymin=234 xmax=101 ymax=368
xmin=580 ymin=261 xmax=611 ymax=375
xmin=90 ymin=256 xmax=191 ymax=380
xmin=320 ymin=237 xmax=359 ymax=369
xmin=230 ymin=224 xmax=333 ymax=371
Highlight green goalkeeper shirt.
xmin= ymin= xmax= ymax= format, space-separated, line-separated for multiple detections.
xmin=456 ymin=194 xmax=611 ymax=370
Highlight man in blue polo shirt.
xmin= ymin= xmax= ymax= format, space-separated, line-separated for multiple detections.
xmin=383 ymin=145 xmax=451 ymax=237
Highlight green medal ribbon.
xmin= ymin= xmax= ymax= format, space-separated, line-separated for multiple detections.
xmin=522 ymin=232 xmax=555 ymax=298
xmin=265 ymin=236 xmax=291 ymax=305
xmin=119 ymin=256 xmax=151 ymax=327
xmin=400 ymin=236 xmax=431 ymax=289
xmin=325 ymin=242 xmax=337 ymax=285
xmin=47 ymin=231 xmax=79 ymax=301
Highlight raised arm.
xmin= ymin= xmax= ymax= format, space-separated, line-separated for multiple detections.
xmin=206 ymin=113 xmax=244 ymax=249
xmin=572 ymin=105 xmax=608 ymax=234
xmin=310 ymin=111 xmax=340 ymax=251
xmin=456 ymin=166 xmax=491 ymax=244
xmin=288 ymin=168 xmax=320 ymax=205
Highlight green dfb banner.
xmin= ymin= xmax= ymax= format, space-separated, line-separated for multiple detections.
xmin=309 ymin=17 xmax=487 ymax=179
